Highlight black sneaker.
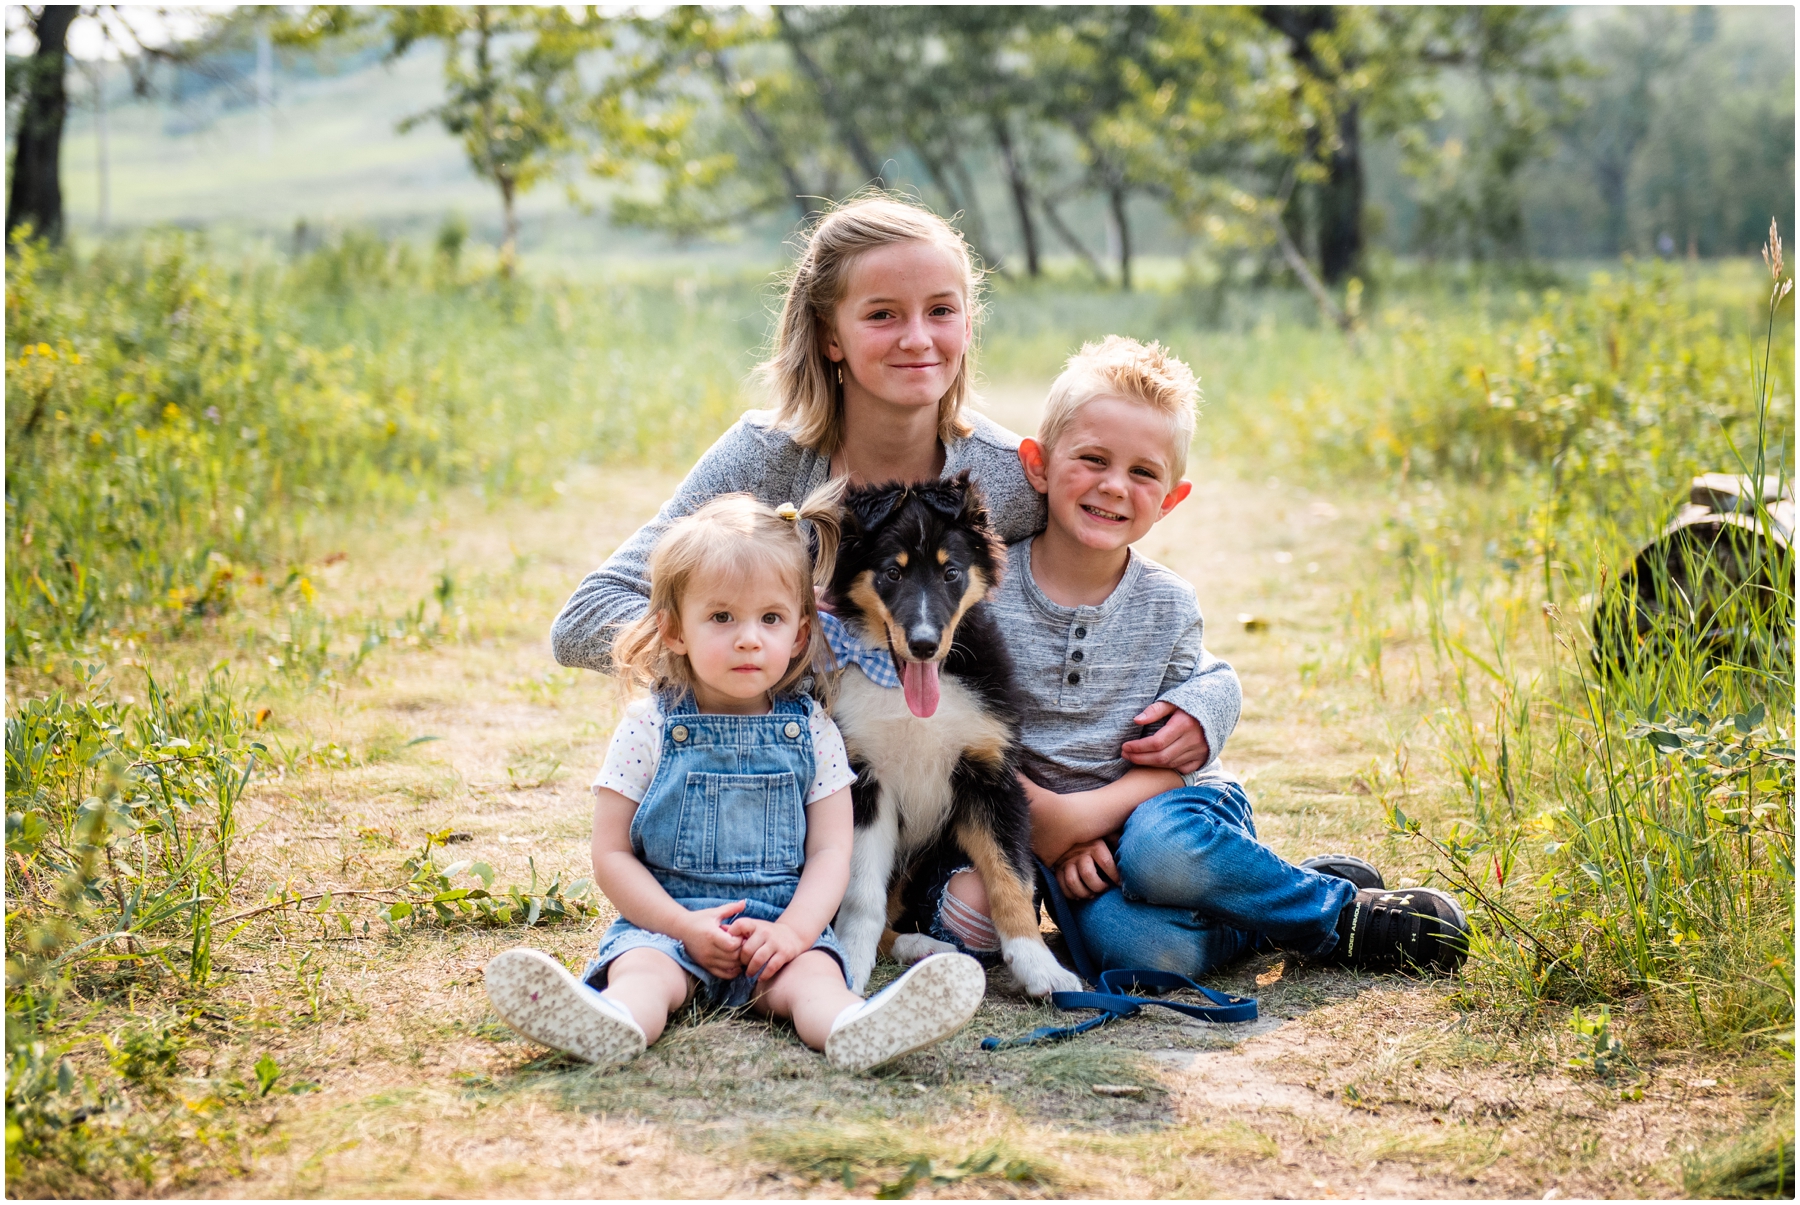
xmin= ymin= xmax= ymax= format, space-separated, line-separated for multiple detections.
xmin=1330 ymin=887 xmax=1469 ymax=972
xmin=1299 ymin=853 xmax=1386 ymax=891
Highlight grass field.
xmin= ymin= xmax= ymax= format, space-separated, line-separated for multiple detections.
xmin=6 ymin=232 xmax=1793 ymax=1197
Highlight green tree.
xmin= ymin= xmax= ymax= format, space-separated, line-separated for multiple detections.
xmin=1551 ymin=7 xmax=1686 ymax=256
xmin=1396 ymin=7 xmax=1579 ymax=264
xmin=282 ymin=5 xmax=611 ymax=276
xmin=1020 ymin=7 xmax=1170 ymax=289
xmin=593 ymin=7 xmax=848 ymax=235
xmin=6 ymin=5 xmax=217 ymax=247
xmin=389 ymin=6 xmax=607 ymax=276
xmin=6 ymin=6 xmax=79 ymax=245
xmin=1130 ymin=4 xmax=1576 ymax=302
xmin=1625 ymin=7 xmax=1795 ymax=256
xmin=761 ymin=6 xmax=1038 ymax=273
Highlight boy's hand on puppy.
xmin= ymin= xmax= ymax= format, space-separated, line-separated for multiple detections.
xmin=728 ymin=917 xmax=808 ymax=980
xmin=679 ymin=901 xmax=749 ymax=979
xmin=1123 ymin=702 xmax=1209 ymax=775
xmin=1055 ymin=839 xmax=1119 ymax=901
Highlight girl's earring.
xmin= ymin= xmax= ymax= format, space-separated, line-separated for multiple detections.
xmin=835 ymin=363 xmax=844 ymax=386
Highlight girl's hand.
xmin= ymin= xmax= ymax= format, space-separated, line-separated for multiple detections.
xmin=1055 ymin=840 xmax=1119 ymax=901
xmin=728 ymin=916 xmax=809 ymax=980
xmin=678 ymin=901 xmax=749 ymax=979
xmin=1123 ymin=702 xmax=1209 ymax=775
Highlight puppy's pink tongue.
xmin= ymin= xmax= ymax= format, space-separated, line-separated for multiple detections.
xmin=901 ymin=660 xmax=940 ymax=718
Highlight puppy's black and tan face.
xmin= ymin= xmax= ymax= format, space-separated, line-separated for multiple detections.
xmin=830 ymin=474 xmax=1002 ymax=717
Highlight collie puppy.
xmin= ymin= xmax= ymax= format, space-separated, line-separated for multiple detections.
xmin=825 ymin=473 xmax=1081 ymax=999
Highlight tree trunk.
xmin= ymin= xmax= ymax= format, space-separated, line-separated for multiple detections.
xmin=1257 ymin=5 xmax=1366 ymax=285
xmin=910 ymin=138 xmax=1002 ymax=271
xmin=1041 ymin=198 xmax=1107 ymax=282
xmin=1108 ymin=184 xmax=1133 ymax=291
xmin=498 ymin=174 xmax=518 ymax=277
xmin=1316 ymin=98 xmax=1363 ymax=284
xmin=471 ymin=8 xmax=517 ymax=277
xmin=949 ymin=156 xmax=1001 ymax=272
xmin=774 ymin=8 xmax=885 ymax=187
xmin=992 ymin=115 xmax=1040 ymax=276
xmin=1594 ymin=155 xmax=1629 ymax=258
xmin=710 ymin=58 xmax=811 ymax=220
xmin=7 ymin=5 xmax=77 ymax=247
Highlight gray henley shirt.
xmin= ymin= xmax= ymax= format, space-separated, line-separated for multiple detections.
xmin=986 ymin=537 xmax=1242 ymax=792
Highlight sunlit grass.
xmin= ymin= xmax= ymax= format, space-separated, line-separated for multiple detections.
xmin=4 ymin=228 xmax=1793 ymax=1192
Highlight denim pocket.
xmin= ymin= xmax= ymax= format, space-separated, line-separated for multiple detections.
xmin=673 ymin=772 xmax=804 ymax=872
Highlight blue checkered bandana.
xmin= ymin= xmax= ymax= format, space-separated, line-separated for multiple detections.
xmin=817 ymin=611 xmax=902 ymax=689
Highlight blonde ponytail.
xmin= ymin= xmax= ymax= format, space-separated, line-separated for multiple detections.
xmin=796 ymin=477 xmax=847 ymax=586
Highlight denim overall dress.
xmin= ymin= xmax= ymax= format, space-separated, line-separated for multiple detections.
xmin=583 ymin=692 xmax=851 ymax=1008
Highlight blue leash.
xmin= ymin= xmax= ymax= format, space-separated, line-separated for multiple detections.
xmin=980 ymin=967 xmax=1257 ymax=1050
xmin=979 ymin=860 xmax=1258 ymax=1050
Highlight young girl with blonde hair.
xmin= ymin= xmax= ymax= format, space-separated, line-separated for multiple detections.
xmin=487 ymin=487 xmax=985 ymax=1071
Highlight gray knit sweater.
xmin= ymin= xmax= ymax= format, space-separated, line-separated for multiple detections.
xmin=550 ymin=408 xmax=1048 ymax=672
xmin=988 ymin=538 xmax=1241 ymax=790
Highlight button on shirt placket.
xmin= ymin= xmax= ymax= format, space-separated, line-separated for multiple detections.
xmin=1066 ymin=619 xmax=1090 ymax=691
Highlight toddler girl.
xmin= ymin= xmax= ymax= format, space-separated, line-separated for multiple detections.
xmin=485 ymin=488 xmax=985 ymax=1072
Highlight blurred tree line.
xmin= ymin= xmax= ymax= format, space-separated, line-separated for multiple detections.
xmin=8 ymin=4 xmax=1794 ymax=293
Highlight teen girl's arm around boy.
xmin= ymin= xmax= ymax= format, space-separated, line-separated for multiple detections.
xmin=1128 ymin=606 xmax=1240 ymax=778
xmin=1024 ymin=603 xmax=1243 ymax=901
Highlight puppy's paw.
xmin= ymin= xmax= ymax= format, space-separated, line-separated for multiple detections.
xmin=890 ymin=933 xmax=959 ymax=965
xmin=1002 ymin=937 xmax=1082 ymax=999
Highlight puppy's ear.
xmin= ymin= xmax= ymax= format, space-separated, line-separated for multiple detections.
xmin=842 ymin=484 xmax=903 ymax=536
xmin=953 ymin=471 xmax=990 ymax=529
xmin=950 ymin=472 xmax=1004 ymax=586
xmin=915 ymin=470 xmax=976 ymax=523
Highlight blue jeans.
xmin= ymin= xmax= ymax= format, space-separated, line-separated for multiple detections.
xmin=1067 ymin=783 xmax=1356 ymax=978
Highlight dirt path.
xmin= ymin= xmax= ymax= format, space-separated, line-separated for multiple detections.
xmin=199 ymin=391 xmax=1768 ymax=1198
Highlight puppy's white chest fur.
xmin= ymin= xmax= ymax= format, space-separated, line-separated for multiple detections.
xmin=833 ymin=670 xmax=1009 ymax=856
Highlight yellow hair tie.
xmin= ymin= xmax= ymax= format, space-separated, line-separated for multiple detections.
xmin=776 ymin=502 xmax=800 ymax=523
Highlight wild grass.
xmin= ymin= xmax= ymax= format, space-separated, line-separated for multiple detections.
xmin=5 ymin=227 xmax=761 ymax=670
xmin=748 ymin=1118 xmax=1054 ymax=1195
xmin=1685 ymin=1110 xmax=1797 ymax=1199
xmin=1333 ymin=255 xmax=1794 ymax=1050
xmin=5 ymin=225 xmax=1793 ymax=1193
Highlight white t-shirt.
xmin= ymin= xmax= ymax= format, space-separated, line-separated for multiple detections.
xmin=592 ymin=696 xmax=857 ymax=806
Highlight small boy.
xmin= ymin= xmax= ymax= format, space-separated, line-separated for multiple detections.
xmin=903 ymin=336 xmax=1468 ymax=978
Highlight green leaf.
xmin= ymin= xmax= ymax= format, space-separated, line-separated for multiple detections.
xmin=254 ymin=1053 xmax=281 ymax=1096
xmin=6 ymin=810 xmax=48 ymax=855
xmin=469 ymin=862 xmax=495 ymax=888
xmin=875 ymin=1159 xmax=931 ymax=1200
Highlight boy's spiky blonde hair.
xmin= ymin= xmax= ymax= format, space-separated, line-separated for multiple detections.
xmin=1038 ymin=336 xmax=1200 ymax=483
